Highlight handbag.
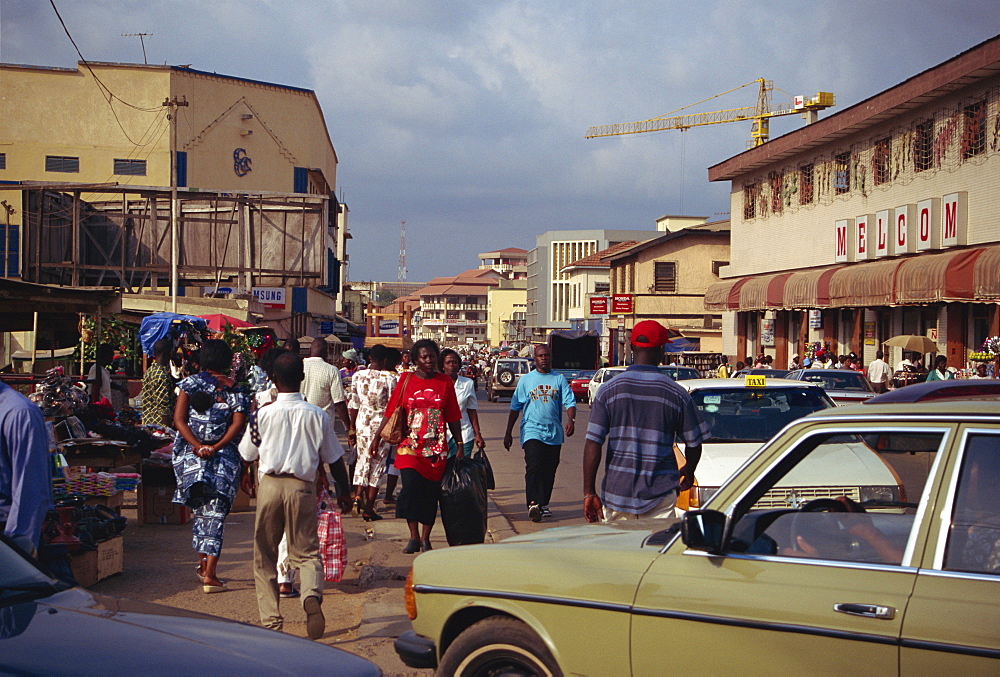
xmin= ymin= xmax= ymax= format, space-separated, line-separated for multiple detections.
xmin=317 ymin=489 xmax=347 ymax=583
xmin=379 ymin=372 xmax=413 ymax=445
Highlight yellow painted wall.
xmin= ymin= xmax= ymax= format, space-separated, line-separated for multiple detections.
xmin=488 ymin=288 xmax=527 ymax=346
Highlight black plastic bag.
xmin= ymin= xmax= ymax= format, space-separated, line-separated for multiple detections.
xmin=440 ymin=450 xmax=490 ymax=546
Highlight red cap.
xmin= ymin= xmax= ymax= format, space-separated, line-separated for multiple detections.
xmin=631 ymin=320 xmax=672 ymax=348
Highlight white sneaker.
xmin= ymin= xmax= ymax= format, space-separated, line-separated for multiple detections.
xmin=528 ymin=503 xmax=543 ymax=522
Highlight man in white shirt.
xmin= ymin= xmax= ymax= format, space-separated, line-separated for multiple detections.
xmin=302 ymin=338 xmax=352 ymax=439
xmin=867 ymin=350 xmax=891 ymax=393
xmin=239 ymin=352 xmax=352 ymax=639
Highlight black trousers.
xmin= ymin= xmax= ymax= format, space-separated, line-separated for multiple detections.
xmin=522 ymin=439 xmax=561 ymax=508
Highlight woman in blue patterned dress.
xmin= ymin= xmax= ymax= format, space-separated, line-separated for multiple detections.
xmin=173 ymin=339 xmax=250 ymax=593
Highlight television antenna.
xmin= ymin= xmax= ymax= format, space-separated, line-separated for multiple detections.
xmin=121 ymin=32 xmax=153 ymax=64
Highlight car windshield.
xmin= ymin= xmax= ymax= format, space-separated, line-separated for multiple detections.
xmin=797 ymin=371 xmax=872 ymax=392
xmin=574 ymin=371 xmax=596 ymax=381
xmin=0 ymin=537 xmax=60 ymax=601
xmin=690 ymin=388 xmax=832 ymax=443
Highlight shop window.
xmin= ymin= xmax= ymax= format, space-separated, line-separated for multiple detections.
xmin=873 ymin=137 xmax=892 ymax=185
xmin=799 ymin=164 xmax=813 ymax=205
xmin=45 ymin=155 xmax=79 ymax=173
xmin=594 ymin=281 xmax=610 ymax=294
xmin=654 ymin=261 xmax=677 ymax=292
xmin=834 ymin=152 xmax=850 ymax=194
xmin=743 ymin=182 xmax=759 ymax=219
xmin=914 ymin=119 xmax=934 ymax=172
xmin=962 ymin=100 xmax=986 ymax=159
xmin=113 ymin=158 xmax=146 ymax=176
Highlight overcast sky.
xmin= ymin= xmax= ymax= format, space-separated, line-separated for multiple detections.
xmin=2 ymin=1 xmax=997 ymax=283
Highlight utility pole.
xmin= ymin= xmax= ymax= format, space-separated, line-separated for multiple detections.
xmin=122 ymin=33 xmax=153 ymax=64
xmin=398 ymin=220 xmax=407 ymax=282
xmin=162 ymin=95 xmax=189 ymax=313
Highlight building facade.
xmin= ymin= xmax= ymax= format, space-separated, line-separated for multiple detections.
xmin=487 ymin=284 xmax=528 ymax=346
xmin=705 ymin=36 xmax=1000 ymax=370
xmin=526 ymin=228 xmax=657 ymax=338
xmin=479 ymin=247 xmax=529 ymax=279
xmin=415 ymin=270 xmax=504 ymax=346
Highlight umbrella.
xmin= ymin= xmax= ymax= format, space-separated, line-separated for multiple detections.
xmin=884 ymin=334 xmax=938 ymax=353
xmin=196 ymin=313 xmax=256 ymax=331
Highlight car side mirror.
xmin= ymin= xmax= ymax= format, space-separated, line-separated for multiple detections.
xmin=681 ymin=510 xmax=728 ymax=554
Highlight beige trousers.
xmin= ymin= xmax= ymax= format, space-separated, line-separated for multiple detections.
xmin=254 ymin=474 xmax=324 ymax=630
xmin=603 ymin=491 xmax=678 ymax=521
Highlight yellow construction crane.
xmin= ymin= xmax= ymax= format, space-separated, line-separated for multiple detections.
xmin=585 ymin=78 xmax=834 ymax=147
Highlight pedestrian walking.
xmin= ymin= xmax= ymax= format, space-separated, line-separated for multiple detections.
xmin=172 ymin=339 xmax=250 ymax=593
xmin=866 ymin=350 xmax=891 ymax=391
xmin=140 ymin=338 xmax=176 ymax=427
xmin=582 ymin=320 xmax=711 ymax=522
xmin=0 ymin=381 xmax=51 ymax=553
xmin=503 ymin=344 xmax=576 ymax=522
xmin=238 ymin=351 xmax=352 ymax=637
xmin=348 ymin=344 xmax=399 ymax=521
xmin=716 ymin=355 xmax=730 ymax=379
xmin=440 ymin=348 xmax=485 ymax=458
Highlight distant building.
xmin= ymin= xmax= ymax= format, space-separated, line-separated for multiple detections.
xmin=488 ymin=283 xmax=528 ymax=347
xmin=526 ymin=228 xmax=660 ymax=338
xmin=415 ymin=269 xmax=505 ymax=346
xmin=479 ymin=247 xmax=529 ymax=280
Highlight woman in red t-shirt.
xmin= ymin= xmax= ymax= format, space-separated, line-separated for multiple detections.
xmin=373 ymin=339 xmax=462 ymax=554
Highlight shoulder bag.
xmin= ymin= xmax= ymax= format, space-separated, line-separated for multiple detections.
xmin=380 ymin=371 xmax=413 ymax=445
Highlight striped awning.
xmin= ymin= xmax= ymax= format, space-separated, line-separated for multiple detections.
xmin=705 ymin=243 xmax=1000 ymax=312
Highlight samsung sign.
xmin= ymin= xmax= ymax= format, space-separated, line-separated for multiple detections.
xmin=835 ymin=192 xmax=967 ymax=262
xmin=379 ymin=319 xmax=400 ymax=336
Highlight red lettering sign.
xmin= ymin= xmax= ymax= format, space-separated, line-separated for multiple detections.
xmin=943 ymin=200 xmax=957 ymax=240
xmin=611 ymin=294 xmax=633 ymax=314
xmin=589 ymin=296 xmax=608 ymax=315
xmin=919 ymin=206 xmax=930 ymax=242
xmin=836 ymin=223 xmax=847 ymax=258
xmin=896 ymin=213 xmax=907 ymax=247
xmin=857 ymin=219 xmax=867 ymax=253
xmin=877 ymin=215 xmax=887 ymax=250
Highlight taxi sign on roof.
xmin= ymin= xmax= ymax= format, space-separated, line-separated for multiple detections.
xmin=745 ymin=374 xmax=766 ymax=388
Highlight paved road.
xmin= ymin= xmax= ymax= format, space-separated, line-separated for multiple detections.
xmin=89 ymin=384 xmax=596 ymax=675
xmin=475 ymin=394 xmax=591 ymax=532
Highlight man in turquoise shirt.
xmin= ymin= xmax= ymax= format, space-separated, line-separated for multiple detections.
xmin=503 ymin=344 xmax=576 ymax=522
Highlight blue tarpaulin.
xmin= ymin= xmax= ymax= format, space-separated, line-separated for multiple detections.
xmin=663 ymin=336 xmax=700 ymax=353
xmin=139 ymin=312 xmax=208 ymax=356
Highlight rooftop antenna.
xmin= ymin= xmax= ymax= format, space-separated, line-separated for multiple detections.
xmin=121 ymin=32 xmax=153 ymax=64
xmin=398 ymin=220 xmax=407 ymax=282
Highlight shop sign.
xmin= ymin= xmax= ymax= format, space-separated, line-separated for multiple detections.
xmin=864 ymin=321 xmax=876 ymax=345
xmin=927 ymin=328 xmax=938 ymax=342
xmin=809 ymin=309 xmax=822 ymax=329
xmin=319 ymin=321 xmax=334 ymax=334
xmin=839 ymin=192 xmax=967 ymax=260
xmin=761 ymin=319 xmax=775 ymax=347
xmin=253 ymin=287 xmax=285 ymax=309
xmin=201 ymin=286 xmax=247 ymax=296
xmin=611 ymin=294 xmax=633 ymax=314
xmin=379 ymin=319 xmax=400 ymax=336
xmin=589 ymin=296 xmax=609 ymax=315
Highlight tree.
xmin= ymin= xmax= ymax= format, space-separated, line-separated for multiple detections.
xmin=375 ymin=289 xmax=399 ymax=306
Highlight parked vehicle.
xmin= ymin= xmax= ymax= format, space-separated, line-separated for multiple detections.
xmin=587 ymin=366 xmax=625 ymax=402
xmin=784 ymin=368 xmax=877 ymax=405
xmin=658 ymin=366 xmax=701 ymax=381
xmin=0 ymin=537 xmax=380 ymax=675
xmin=486 ymin=358 xmax=533 ymax=402
xmin=568 ymin=370 xmax=597 ymax=402
xmin=865 ymin=378 xmax=1000 ymax=403
xmin=396 ymin=400 xmax=1000 ymax=675
xmin=732 ymin=368 xmax=791 ymax=379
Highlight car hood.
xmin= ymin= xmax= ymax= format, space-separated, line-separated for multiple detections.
xmin=0 ymin=588 xmax=379 ymax=676
xmin=690 ymin=442 xmax=762 ymax=487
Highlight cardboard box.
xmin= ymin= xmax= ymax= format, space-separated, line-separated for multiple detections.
xmin=97 ymin=535 xmax=123 ymax=580
xmin=70 ymin=550 xmax=98 ymax=588
xmin=83 ymin=491 xmax=124 ymax=511
xmin=139 ymin=485 xmax=190 ymax=525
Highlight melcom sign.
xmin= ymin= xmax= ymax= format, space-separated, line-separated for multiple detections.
xmin=835 ymin=192 xmax=967 ymax=262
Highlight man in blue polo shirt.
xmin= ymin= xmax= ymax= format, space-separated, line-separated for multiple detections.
xmin=583 ymin=320 xmax=710 ymax=521
xmin=503 ymin=344 xmax=576 ymax=522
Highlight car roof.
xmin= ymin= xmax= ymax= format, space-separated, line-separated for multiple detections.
xmin=676 ymin=378 xmax=824 ymax=390
xmin=792 ymin=368 xmax=862 ymax=373
xmin=803 ymin=400 xmax=1000 ymax=420
xmin=864 ymin=378 xmax=1000 ymax=404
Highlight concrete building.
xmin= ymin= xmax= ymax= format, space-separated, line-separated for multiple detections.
xmin=487 ymin=283 xmax=528 ymax=346
xmin=0 ymin=60 xmax=346 ymax=340
xmin=415 ymin=269 xmax=505 ymax=346
xmin=607 ymin=221 xmax=731 ymax=361
xmin=479 ymin=247 xmax=529 ymax=280
xmin=705 ymin=36 xmax=1000 ymax=370
xmin=526 ymin=228 xmax=658 ymax=338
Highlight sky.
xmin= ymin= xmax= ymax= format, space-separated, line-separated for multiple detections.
xmin=2 ymin=1 xmax=997 ymax=283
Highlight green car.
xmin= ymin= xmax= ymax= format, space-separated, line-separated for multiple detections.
xmin=396 ymin=401 xmax=1000 ymax=675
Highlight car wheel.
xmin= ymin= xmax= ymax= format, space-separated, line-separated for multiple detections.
xmin=438 ymin=617 xmax=562 ymax=677
xmin=497 ymin=368 xmax=516 ymax=386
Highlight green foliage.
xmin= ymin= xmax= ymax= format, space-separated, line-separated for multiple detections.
xmin=79 ymin=314 xmax=139 ymax=363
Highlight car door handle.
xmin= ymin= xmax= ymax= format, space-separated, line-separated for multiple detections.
xmin=833 ymin=603 xmax=896 ymax=620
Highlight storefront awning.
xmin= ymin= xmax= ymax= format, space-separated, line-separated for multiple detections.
xmin=706 ymin=244 xmax=1000 ymax=312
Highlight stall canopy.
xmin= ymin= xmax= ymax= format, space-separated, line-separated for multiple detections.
xmin=197 ymin=314 xmax=256 ymax=332
xmin=139 ymin=313 xmax=208 ymax=356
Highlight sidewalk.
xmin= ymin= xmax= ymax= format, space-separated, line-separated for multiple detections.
xmin=91 ymin=492 xmax=516 ymax=676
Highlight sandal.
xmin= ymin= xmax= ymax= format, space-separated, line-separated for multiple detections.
xmin=362 ymin=510 xmax=383 ymax=522
xmin=202 ymin=581 xmax=228 ymax=594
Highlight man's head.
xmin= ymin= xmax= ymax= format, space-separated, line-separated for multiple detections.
xmin=533 ymin=344 xmax=551 ymax=373
xmin=272 ymin=351 xmax=304 ymax=392
xmin=310 ymin=337 xmax=328 ymax=359
xmin=876 ymin=350 xmax=884 ymax=360
xmin=283 ymin=338 xmax=300 ymax=354
xmin=630 ymin=320 xmax=670 ymax=366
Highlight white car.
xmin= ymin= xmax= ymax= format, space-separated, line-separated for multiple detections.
xmin=673 ymin=378 xmax=903 ymax=511
xmin=586 ymin=366 xmax=625 ymax=403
